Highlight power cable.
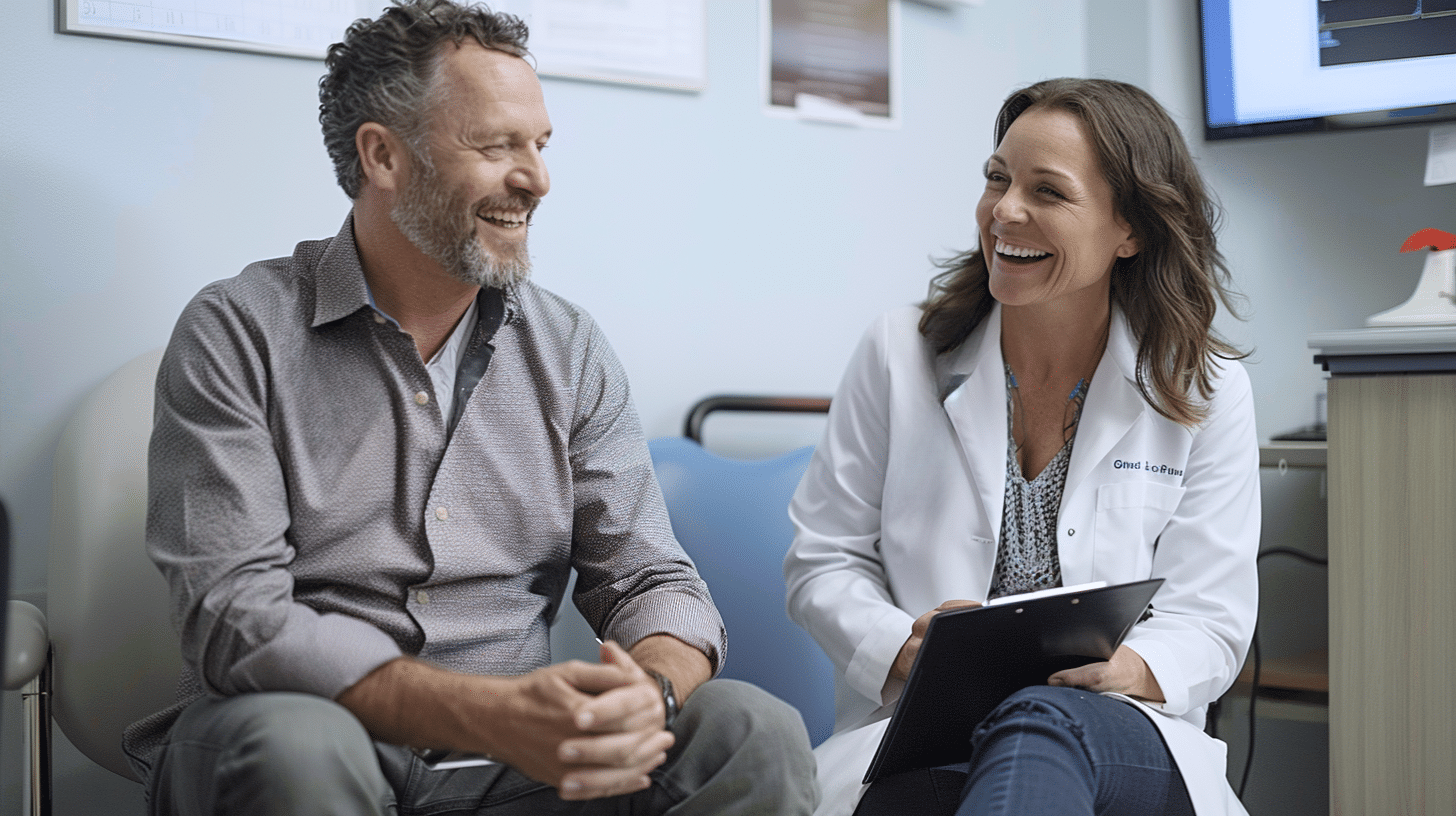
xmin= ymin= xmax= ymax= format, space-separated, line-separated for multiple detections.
xmin=1238 ymin=546 xmax=1328 ymax=800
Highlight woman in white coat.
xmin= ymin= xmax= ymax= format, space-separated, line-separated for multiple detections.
xmin=785 ymin=78 xmax=1259 ymax=816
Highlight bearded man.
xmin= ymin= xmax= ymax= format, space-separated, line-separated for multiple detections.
xmin=122 ymin=2 xmax=817 ymax=813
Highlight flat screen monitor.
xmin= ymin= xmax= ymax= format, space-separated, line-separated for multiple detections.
xmin=1200 ymin=0 xmax=1456 ymax=140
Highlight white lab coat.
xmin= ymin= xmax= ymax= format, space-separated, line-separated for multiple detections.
xmin=785 ymin=304 xmax=1258 ymax=816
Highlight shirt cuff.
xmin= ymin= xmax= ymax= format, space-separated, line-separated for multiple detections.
xmin=225 ymin=604 xmax=404 ymax=700
xmin=602 ymin=589 xmax=727 ymax=673
xmin=1122 ymin=637 xmax=1190 ymax=715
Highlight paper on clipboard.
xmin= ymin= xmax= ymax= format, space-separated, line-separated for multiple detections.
xmin=984 ymin=580 xmax=1108 ymax=607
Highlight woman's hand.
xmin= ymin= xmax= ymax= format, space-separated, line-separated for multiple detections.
xmin=1047 ymin=644 xmax=1165 ymax=702
xmin=887 ymin=599 xmax=982 ymax=685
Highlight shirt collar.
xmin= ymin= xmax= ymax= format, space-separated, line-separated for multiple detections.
xmin=311 ymin=212 xmax=374 ymax=329
xmin=309 ymin=211 xmax=524 ymax=331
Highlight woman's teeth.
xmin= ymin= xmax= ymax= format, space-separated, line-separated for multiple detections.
xmin=995 ymin=240 xmax=1049 ymax=259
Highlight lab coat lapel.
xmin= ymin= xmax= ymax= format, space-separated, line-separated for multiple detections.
xmin=938 ymin=306 xmax=1009 ymax=546
xmin=1062 ymin=308 xmax=1148 ymax=519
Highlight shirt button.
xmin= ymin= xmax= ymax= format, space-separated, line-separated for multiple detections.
xmin=435 ymin=506 xmax=449 ymax=521
xmin=1067 ymin=528 xmax=1076 ymax=536
xmin=373 ymin=313 xmax=387 ymax=325
xmin=414 ymin=391 xmax=430 ymax=406
xmin=416 ymin=589 xmax=430 ymax=605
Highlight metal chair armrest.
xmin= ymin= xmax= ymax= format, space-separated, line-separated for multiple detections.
xmin=5 ymin=600 xmax=49 ymax=691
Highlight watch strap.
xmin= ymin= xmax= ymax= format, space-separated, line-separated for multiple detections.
xmin=646 ymin=670 xmax=679 ymax=729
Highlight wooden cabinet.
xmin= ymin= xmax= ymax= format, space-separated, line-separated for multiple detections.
xmin=1310 ymin=329 xmax=1456 ymax=815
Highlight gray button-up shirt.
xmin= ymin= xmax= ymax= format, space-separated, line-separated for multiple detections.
xmin=124 ymin=216 xmax=724 ymax=771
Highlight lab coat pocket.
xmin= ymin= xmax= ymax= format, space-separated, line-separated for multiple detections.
xmin=1092 ymin=481 xmax=1186 ymax=577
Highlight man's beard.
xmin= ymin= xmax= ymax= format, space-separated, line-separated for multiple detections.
xmin=390 ymin=152 xmax=538 ymax=290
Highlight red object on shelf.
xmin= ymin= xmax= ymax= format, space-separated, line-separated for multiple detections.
xmin=1399 ymin=228 xmax=1456 ymax=253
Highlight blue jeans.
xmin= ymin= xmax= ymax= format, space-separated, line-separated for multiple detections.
xmin=857 ymin=686 xmax=1196 ymax=816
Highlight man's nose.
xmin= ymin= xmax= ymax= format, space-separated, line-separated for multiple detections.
xmin=509 ymin=147 xmax=550 ymax=199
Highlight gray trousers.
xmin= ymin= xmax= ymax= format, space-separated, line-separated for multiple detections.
xmin=145 ymin=679 xmax=817 ymax=816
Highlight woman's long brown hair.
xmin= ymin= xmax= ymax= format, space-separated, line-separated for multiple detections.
xmin=919 ymin=78 xmax=1247 ymax=426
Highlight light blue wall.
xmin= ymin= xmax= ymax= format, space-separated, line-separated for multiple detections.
xmin=1 ymin=1 xmax=1086 ymax=811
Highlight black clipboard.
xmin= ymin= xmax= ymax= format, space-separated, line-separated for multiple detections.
xmin=863 ymin=578 xmax=1164 ymax=783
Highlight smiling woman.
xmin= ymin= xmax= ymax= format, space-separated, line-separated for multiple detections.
xmin=785 ymin=78 xmax=1262 ymax=816
xmin=922 ymin=78 xmax=1245 ymax=428
xmin=977 ymin=108 xmax=1140 ymax=319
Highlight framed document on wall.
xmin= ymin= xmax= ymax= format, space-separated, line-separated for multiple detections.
xmin=57 ymin=0 xmax=372 ymax=60
xmin=496 ymin=0 xmax=707 ymax=92
xmin=57 ymin=0 xmax=708 ymax=92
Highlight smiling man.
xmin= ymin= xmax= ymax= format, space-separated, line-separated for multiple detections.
xmin=121 ymin=2 xmax=816 ymax=814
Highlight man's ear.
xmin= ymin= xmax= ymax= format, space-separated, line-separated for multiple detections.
xmin=356 ymin=122 xmax=410 ymax=193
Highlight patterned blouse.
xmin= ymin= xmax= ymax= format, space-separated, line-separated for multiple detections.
xmin=986 ymin=365 xmax=1084 ymax=600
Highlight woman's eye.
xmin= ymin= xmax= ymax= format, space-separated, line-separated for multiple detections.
xmin=1038 ymin=186 xmax=1064 ymax=199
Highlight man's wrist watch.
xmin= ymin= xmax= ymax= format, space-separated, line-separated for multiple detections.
xmin=646 ymin=670 xmax=679 ymax=729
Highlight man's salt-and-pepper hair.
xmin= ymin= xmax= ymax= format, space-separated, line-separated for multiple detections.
xmin=318 ymin=0 xmax=529 ymax=199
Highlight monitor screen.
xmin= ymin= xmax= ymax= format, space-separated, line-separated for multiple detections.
xmin=1200 ymin=0 xmax=1456 ymax=140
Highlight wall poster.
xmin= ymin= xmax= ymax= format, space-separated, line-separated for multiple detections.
xmin=763 ymin=0 xmax=899 ymax=127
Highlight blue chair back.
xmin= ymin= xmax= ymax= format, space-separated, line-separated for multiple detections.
xmin=648 ymin=436 xmax=835 ymax=746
